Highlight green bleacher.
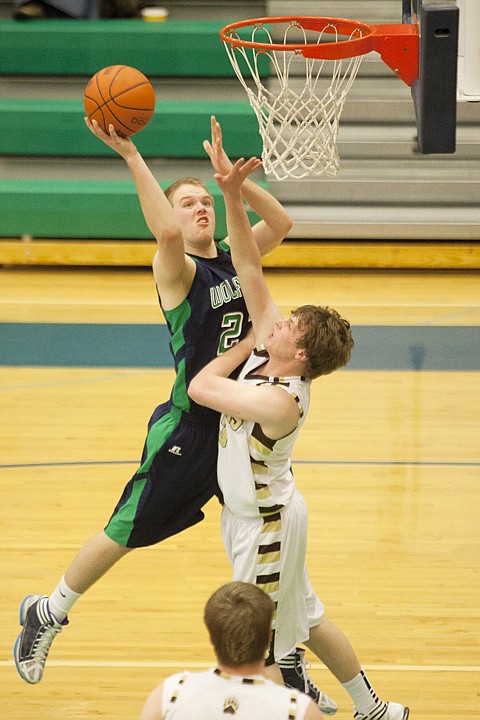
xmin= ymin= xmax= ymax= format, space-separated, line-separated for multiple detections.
xmin=0 ymin=99 xmax=261 ymax=157
xmin=1 ymin=180 xmax=260 ymax=239
xmin=0 ymin=19 xmax=247 ymax=76
xmin=0 ymin=18 xmax=265 ymax=249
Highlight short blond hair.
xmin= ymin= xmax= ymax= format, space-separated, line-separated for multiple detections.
xmin=164 ymin=177 xmax=214 ymax=206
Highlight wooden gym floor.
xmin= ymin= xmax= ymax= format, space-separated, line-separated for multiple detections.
xmin=0 ymin=266 xmax=479 ymax=719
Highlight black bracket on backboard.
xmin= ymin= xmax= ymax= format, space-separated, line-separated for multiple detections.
xmin=412 ymin=3 xmax=459 ymax=153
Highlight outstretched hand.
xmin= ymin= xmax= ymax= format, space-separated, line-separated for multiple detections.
xmin=203 ymin=115 xmax=235 ymax=176
xmin=214 ymin=156 xmax=263 ymax=196
xmin=84 ymin=117 xmax=137 ymax=161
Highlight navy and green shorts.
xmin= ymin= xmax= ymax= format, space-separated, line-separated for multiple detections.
xmin=105 ymin=401 xmax=221 ymax=548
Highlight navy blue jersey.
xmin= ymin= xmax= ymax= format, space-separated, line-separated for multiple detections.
xmin=160 ymin=241 xmax=251 ymax=419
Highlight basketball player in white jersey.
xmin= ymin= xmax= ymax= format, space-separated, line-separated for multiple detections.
xmin=188 ymin=138 xmax=409 ymax=720
xmin=139 ymin=581 xmax=321 ymax=720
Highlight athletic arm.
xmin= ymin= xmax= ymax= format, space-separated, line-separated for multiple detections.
xmin=214 ymin=158 xmax=282 ymax=344
xmin=139 ymin=683 xmax=164 ymax=720
xmin=188 ymin=334 xmax=299 ymax=437
xmin=84 ymin=118 xmax=194 ymax=305
xmin=204 ymin=115 xmax=292 ymax=255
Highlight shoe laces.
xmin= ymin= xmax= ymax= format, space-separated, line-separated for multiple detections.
xmin=295 ymin=652 xmax=322 ymax=697
xmin=32 ymin=623 xmax=61 ymax=663
xmin=299 ymin=654 xmax=336 ymax=710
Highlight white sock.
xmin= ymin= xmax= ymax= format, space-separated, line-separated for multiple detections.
xmin=48 ymin=575 xmax=82 ymax=623
xmin=342 ymin=670 xmax=386 ymax=715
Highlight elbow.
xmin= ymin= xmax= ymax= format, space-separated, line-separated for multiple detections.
xmin=270 ymin=213 xmax=293 ymax=248
xmin=187 ymin=378 xmax=198 ymax=402
xmin=187 ymin=377 xmax=203 ymax=405
xmin=282 ymin=212 xmax=293 ymax=237
xmin=188 ymin=376 xmax=218 ymax=412
xmin=153 ymin=224 xmax=182 ymax=246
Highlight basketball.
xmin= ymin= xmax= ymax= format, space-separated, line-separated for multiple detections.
xmin=84 ymin=65 xmax=155 ymax=137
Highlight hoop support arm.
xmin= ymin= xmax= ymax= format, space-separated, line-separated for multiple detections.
xmin=302 ymin=23 xmax=418 ymax=86
xmin=369 ymin=24 xmax=419 ymax=86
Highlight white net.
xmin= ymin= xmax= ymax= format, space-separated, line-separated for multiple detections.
xmin=223 ymin=20 xmax=364 ymax=180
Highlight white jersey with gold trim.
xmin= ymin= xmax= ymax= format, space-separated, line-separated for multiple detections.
xmin=217 ymin=347 xmax=311 ymax=519
xmin=161 ymin=668 xmax=312 ymax=719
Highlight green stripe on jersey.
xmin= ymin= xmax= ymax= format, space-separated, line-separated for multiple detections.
xmin=105 ymin=406 xmax=182 ymax=546
xmin=140 ymin=405 xmax=182 ymax=475
xmin=164 ymin=298 xmax=192 ymax=412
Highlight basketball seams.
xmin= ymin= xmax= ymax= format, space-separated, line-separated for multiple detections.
xmin=85 ymin=90 xmax=154 ymax=112
xmin=107 ymin=64 xmax=128 ymax=102
xmin=111 ymin=83 xmax=152 ymax=98
xmin=96 ymin=107 xmax=131 ymax=134
xmin=95 ymin=70 xmax=108 ymax=105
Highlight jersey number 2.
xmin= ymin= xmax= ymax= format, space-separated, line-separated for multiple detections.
xmin=218 ymin=312 xmax=245 ymax=354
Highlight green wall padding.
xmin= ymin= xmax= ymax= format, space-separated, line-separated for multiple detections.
xmin=0 ymin=19 xmax=270 ymax=77
xmin=0 ymin=179 xmax=263 ymax=239
xmin=0 ymin=99 xmax=262 ymax=157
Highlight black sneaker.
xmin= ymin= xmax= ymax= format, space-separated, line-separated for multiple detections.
xmin=14 ymin=594 xmax=67 ymax=684
xmin=278 ymin=647 xmax=338 ymax=715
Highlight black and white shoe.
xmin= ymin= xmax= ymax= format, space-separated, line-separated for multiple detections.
xmin=354 ymin=702 xmax=410 ymax=720
xmin=14 ymin=594 xmax=67 ymax=684
xmin=279 ymin=647 xmax=338 ymax=715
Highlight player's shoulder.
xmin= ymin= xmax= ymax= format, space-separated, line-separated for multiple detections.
xmin=261 ymin=681 xmax=317 ymax=719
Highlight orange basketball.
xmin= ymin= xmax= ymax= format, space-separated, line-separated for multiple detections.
xmin=84 ymin=65 xmax=155 ymax=137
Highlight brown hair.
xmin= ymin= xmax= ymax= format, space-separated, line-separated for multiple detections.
xmin=292 ymin=304 xmax=354 ymax=379
xmin=204 ymin=582 xmax=274 ymax=667
xmin=164 ymin=177 xmax=214 ymax=206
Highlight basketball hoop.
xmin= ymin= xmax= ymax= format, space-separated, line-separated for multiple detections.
xmin=221 ymin=16 xmax=418 ymax=179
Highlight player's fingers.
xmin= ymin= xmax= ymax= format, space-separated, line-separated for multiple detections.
xmin=232 ymin=158 xmax=248 ymax=175
xmin=87 ymin=118 xmax=108 ymax=138
xmin=210 ymin=115 xmax=218 ymax=145
xmin=215 ymin=116 xmax=223 ymax=144
xmin=241 ymin=157 xmax=262 ymax=174
xmin=211 ymin=115 xmax=224 ymax=151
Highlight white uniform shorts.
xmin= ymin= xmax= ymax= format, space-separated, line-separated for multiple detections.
xmin=221 ymin=488 xmax=324 ymax=661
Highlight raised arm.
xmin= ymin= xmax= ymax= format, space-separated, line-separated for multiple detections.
xmin=84 ymin=118 xmax=194 ymax=307
xmin=203 ymin=116 xmax=292 ymax=255
xmin=213 ymin=157 xmax=282 ymax=344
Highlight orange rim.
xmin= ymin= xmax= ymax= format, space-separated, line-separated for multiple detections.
xmin=220 ymin=15 xmax=419 ymax=85
xmin=220 ymin=16 xmax=373 ymax=56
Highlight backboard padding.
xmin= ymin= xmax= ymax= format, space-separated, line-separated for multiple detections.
xmin=405 ymin=1 xmax=459 ymax=153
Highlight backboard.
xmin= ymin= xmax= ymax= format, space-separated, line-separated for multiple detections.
xmin=402 ymin=0 xmax=459 ymax=153
xmin=220 ymin=2 xmax=476 ymax=177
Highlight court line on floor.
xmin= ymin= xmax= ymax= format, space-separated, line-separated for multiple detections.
xmin=1 ymin=459 xmax=478 ymax=470
xmin=0 ymin=660 xmax=478 ymax=672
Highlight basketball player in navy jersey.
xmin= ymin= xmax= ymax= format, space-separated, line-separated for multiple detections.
xmin=13 ymin=115 xmax=335 ymax=713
